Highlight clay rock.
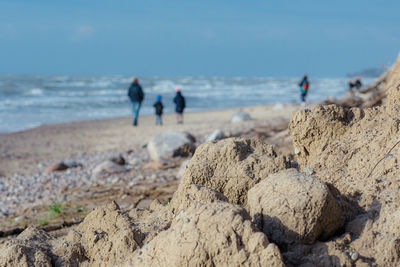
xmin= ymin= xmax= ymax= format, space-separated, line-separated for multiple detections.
xmin=147 ymin=131 xmax=196 ymax=161
xmin=289 ymin=104 xmax=362 ymax=166
xmin=247 ymin=169 xmax=343 ymax=245
xmin=128 ymin=202 xmax=284 ymax=267
xmin=44 ymin=162 xmax=69 ymax=173
xmin=230 ymin=111 xmax=251 ymax=123
xmin=177 ymin=138 xmax=288 ymax=205
xmin=205 ymin=129 xmax=225 ymax=141
xmin=169 ymin=184 xmax=228 ymax=214
xmin=0 ymin=226 xmax=86 ymax=267
xmin=66 ymin=201 xmax=145 ymax=266
xmin=92 ymin=160 xmax=127 ymax=177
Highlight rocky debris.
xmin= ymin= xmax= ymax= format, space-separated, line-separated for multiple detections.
xmin=169 ymin=184 xmax=228 ymax=214
xmin=247 ymin=169 xmax=343 ymax=245
xmin=128 ymin=202 xmax=284 ymax=267
xmin=0 ymin=226 xmax=86 ymax=266
xmin=176 ymin=138 xmax=288 ymax=206
xmin=205 ymin=129 xmax=225 ymax=141
xmin=43 ymin=162 xmax=69 ymax=173
xmin=110 ymin=154 xmax=126 ymax=165
xmin=147 ymin=131 xmax=196 ymax=161
xmin=92 ymin=160 xmax=128 ymax=177
xmin=230 ymin=111 xmax=251 ymax=123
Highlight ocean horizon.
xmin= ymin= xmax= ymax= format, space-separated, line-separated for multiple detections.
xmin=0 ymin=74 xmax=374 ymax=133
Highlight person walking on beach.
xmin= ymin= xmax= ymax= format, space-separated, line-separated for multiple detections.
xmin=298 ymin=74 xmax=310 ymax=102
xmin=153 ymin=95 xmax=164 ymax=126
xmin=348 ymin=79 xmax=355 ymax=91
xmin=173 ymin=87 xmax=185 ymax=124
xmin=355 ymin=76 xmax=362 ymax=90
xmin=127 ymin=78 xmax=144 ymax=126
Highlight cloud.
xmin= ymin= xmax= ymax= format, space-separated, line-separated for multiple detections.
xmin=70 ymin=25 xmax=95 ymax=42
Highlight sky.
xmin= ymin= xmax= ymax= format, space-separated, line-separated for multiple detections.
xmin=0 ymin=0 xmax=399 ymax=77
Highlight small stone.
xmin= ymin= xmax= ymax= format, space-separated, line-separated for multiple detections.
xmin=230 ymin=112 xmax=251 ymax=123
xmin=110 ymin=155 xmax=126 ymax=165
xmin=184 ymin=218 xmax=190 ymax=223
xmin=93 ymin=233 xmax=100 ymax=243
xmin=351 ymin=251 xmax=359 ymax=261
xmin=44 ymin=162 xmax=69 ymax=174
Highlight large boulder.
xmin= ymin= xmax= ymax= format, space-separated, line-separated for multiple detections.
xmin=247 ymin=169 xmax=343 ymax=245
xmin=230 ymin=111 xmax=251 ymax=123
xmin=128 ymin=202 xmax=284 ymax=267
xmin=176 ymin=138 xmax=288 ymax=206
xmin=147 ymin=131 xmax=196 ymax=161
xmin=205 ymin=129 xmax=226 ymax=141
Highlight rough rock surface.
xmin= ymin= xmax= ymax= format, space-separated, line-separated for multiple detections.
xmin=169 ymin=184 xmax=228 ymax=214
xmin=0 ymin=226 xmax=86 ymax=266
xmin=247 ymin=169 xmax=343 ymax=245
xmin=176 ymin=138 xmax=288 ymax=206
xmin=230 ymin=111 xmax=252 ymax=123
xmin=65 ymin=201 xmax=144 ymax=266
xmin=128 ymin=202 xmax=284 ymax=267
xmin=147 ymin=131 xmax=196 ymax=161
xmin=289 ymin=94 xmax=400 ymax=265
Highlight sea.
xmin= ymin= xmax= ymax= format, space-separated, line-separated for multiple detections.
xmin=0 ymin=75 xmax=375 ymax=133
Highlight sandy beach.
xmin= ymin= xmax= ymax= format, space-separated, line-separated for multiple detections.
xmin=0 ymin=103 xmax=301 ymax=233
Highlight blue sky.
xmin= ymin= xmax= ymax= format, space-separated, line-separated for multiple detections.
xmin=0 ymin=0 xmax=399 ymax=77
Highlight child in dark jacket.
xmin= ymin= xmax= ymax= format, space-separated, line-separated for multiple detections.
xmin=153 ymin=95 xmax=164 ymax=125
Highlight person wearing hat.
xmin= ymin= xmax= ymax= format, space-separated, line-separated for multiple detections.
xmin=127 ymin=78 xmax=144 ymax=126
xmin=153 ymin=95 xmax=164 ymax=125
xmin=173 ymin=87 xmax=185 ymax=124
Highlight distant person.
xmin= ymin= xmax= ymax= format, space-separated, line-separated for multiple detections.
xmin=173 ymin=87 xmax=185 ymax=124
xmin=298 ymin=74 xmax=310 ymax=102
xmin=355 ymin=76 xmax=362 ymax=90
xmin=348 ymin=79 xmax=355 ymax=91
xmin=127 ymin=78 xmax=144 ymax=126
xmin=153 ymin=95 xmax=164 ymax=126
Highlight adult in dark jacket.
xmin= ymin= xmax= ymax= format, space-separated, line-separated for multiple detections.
xmin=127 ymin=78 xmax=144 ymax=126
xmin=298 ymin=74 xmax=310 ymax=102
xmin=173 ymin=87 xmax=185 ymax=124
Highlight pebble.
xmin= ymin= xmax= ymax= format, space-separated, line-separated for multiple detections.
xmin=350 ymin=251 xmax=359 ymax=261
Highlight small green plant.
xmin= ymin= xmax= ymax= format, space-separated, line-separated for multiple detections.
xmin=47 ymin=202 xmax=63 ymax=217
xmin=39 ymin=216 xmax=50 ymax=226
xmin=76 ymin=205 xmax=84 ymax=212
xmin=163 ymin=200 xmax=169 ymax=206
